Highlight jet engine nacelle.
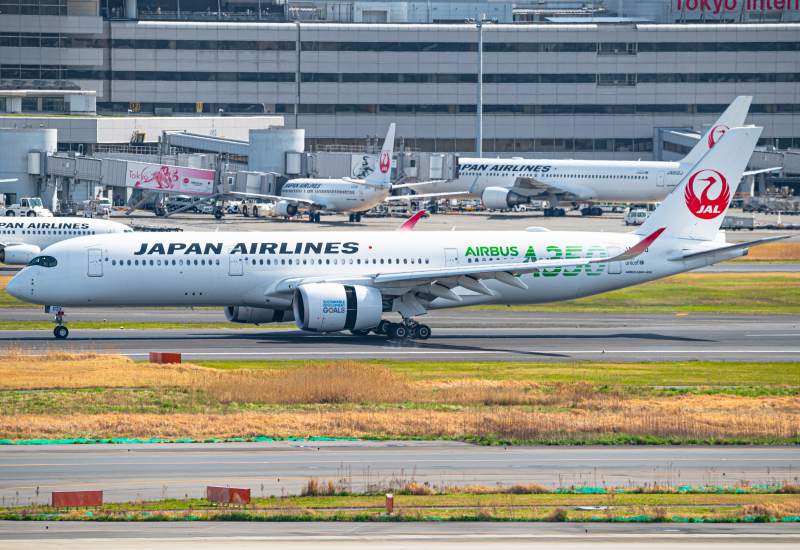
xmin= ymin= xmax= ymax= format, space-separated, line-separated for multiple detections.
xmin=0 ymin=244 xmax=41 ymax=265
xmin=224 ymin=306 xmax=294 ymax=324
xmin=481 ymin=187 xmax=529 ymax=210
xmin=293 ymin=283 xmax=382 ymax=332
xmin=273 ymin=201 xmax=298 ymax=217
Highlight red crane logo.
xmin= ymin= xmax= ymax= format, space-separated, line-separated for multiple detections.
xmin=684 ymin=169 xmax=729 ymax=220
xmin=708 ymin=125 xmax=729 ymax=148
xmin=379 ymin=150 xmax=391 ymax=174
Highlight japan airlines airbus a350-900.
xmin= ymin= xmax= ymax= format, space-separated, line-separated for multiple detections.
xmin=7 ymin=127 xmax=787 ymax=340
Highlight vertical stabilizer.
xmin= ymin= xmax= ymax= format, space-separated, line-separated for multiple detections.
xmin=365 ymin=123 xmax=396 ymax=186
xmin=636 ymin=126 xmax=761 ymax=242
xmin=680 ymin=96 xmax=752 ymax=165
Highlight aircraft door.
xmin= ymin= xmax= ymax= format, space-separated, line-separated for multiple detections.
xmin=87 ymin=249 xmax=103 ymax=277
xmin=656 ymin=172 xmax=665 ymax=187
xmin=444 ymin=248 xmax=459 ymax=266
xmin=228 ymin=250 xmax=244 ymax=276
xmin=606 ymin=246 xmax=621 ymax=274
xmin=359 ymin=185 xmax=365 ymax=202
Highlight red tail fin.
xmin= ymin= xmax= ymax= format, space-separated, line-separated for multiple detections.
xmin=396 ymin=210 xmax=426 ymax=231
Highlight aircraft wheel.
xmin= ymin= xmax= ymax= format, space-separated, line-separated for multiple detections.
xmin=350 ymin=328 xmax=371 ymax=336
xmin=315 ymin=213 xmax=321 ymax=222
xmin=375 ymin=319 xmax=392 ymax=335
xmin=214 ymin=210 xmax=223 ymax=220
xmin=348 ymin=213 xmax=355 ymax=222
xmin=415 ymin=324 xmax=431 ymax=340
xmin=308 ymin=212 xmax=316 ymax=222
xmin=54 ymin=325 xmax=68 ymax=339
xmin=388 ymin=323 xmax=408 ymax=341
xmin=355 ymin=213 xmax=362 ymax=222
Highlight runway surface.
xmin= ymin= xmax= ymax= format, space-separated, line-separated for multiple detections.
xmin=1 ymin=442 xmax=798 ymax=503
xmin=2 ymin=520 xmax=799 ymax=549
xmin=1 ymin=311 xmax=797 ymax=362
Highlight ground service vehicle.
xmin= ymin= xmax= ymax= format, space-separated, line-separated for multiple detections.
xmin=625 ymin=210 xmax=648 ymax=226
xmin=4 ymin=197 xmax=53 ymax=217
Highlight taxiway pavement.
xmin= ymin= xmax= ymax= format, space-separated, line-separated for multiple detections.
xmin=1 ymin=442 xmax=797 ymax=504
xmin=0 ymin=312 xmax=797 ymax=362
xmin=2 ymin=520 xmax=799 ymax=549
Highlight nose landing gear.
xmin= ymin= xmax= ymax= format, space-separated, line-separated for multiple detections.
xmin=50 ymin=309 xmax=69 ymax=339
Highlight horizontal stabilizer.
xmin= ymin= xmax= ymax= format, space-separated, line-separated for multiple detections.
xmin=668 ymin=235 xmax=791 ymax=262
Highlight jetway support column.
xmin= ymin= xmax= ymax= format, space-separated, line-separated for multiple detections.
xmin=124 ymin=0 xmax=137 ymax=19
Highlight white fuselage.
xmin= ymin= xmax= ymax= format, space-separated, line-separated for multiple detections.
xmin=414 ymin=158 xmax=693 ymax=203
xmin=281 ymin=179 xmax=389 ymax=212
xmin=0 ymin=218 xmax=132 ymax=253
xmin=8 ymin=230 xmax=731 ymax=310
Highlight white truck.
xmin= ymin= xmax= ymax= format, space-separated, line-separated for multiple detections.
xmin=3 ymin=197 xmax=53 ymax=217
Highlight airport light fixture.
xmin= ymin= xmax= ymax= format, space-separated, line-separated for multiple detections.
xmin=466 ymin=15 xmax=497 ymax=158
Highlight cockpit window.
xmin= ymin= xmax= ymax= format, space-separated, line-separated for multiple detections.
xmin=28 ymin=256 xmax=57 ymax=267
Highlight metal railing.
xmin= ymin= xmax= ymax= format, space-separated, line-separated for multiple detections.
xmin=135 ymin=10 xmax=288 ymax=22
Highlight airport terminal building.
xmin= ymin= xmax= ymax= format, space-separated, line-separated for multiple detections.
xmin=1 ymin=3 xmax=800 ymax=159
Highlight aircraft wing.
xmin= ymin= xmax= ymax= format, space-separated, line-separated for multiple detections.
xmin=743 ymin=167 xmax=782 ymax=177
xmin=228 ymin=192 xmax=321 ymax=208
xmin=268 ymin=229 xmax=664 ymax=299
xmin=508 ymin=177 xmax=598 ymax=201
xmin=384 ymin=191 xmax=466 ymax=201
xmin=392 ymin=180 xmax=450 ymax=189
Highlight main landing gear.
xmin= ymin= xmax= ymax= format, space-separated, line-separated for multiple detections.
xmin=543 ymin=207 xmax=566 ymax=217
xmin=350 ymin=318 xmax=431 ymax=341
xmin=348 ymin=213 xmax=362 ymax=223
xmin=307 ymin=211 xmax=321 ymax=223
xmin=52 ymin=312 xmax=68 ymax=339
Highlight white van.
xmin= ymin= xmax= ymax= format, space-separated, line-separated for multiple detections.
xmin=624 ymin=209 xmax=648 ymax=226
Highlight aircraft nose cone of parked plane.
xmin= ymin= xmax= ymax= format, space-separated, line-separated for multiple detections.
xmin=6 ymin=275 xmax=23 ymax=301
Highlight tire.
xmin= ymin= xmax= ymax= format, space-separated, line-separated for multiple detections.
xmin=54 ymin=326 xmax=68 ymax=339
xmin=253 ymin=207 xmax=259 ymax=217
xmin=27 ymin=211 xmax=36 ymax=217
xmin=349 ymin=214 xmax=355 ymax=222
xmin=388 ymin=323 xmax=408 ymax=341
xmin=415 ymin=324 xmax=431 ymax=340
xmin=5 ymin=211 xmax=13 ymax=217
xmin=376 ymin=319 xmax=392 ymax=335
xmin=355 ymin=214 xmax=362 ymax=222
xmin=315 ymin=213 xmax=321 ymax=223
xmin=350 ymin=328 xmax=371 ymax=336
xmin=214 ymin=210 xmax=222 ymax=220
xmin=243 ymin=206 xmax=249 ymax=217
xmin=308 ymin=213 xmax=316 ymax=223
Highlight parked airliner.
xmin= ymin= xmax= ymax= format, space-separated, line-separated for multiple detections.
xmin=0 ymin=217 xmax=132 ymax=265
xmin=408 ymin=96 xmax=760 ymax=216
xmin=245 ymin=124 xmax=454 ymax=223
xmin=7 ymin=127 xmax=786 ymax=340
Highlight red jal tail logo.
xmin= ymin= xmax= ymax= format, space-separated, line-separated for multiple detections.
xmin=379 ymin=150 xmax=390 ymax=174
xmin=684 ymin=169 xmax=730 ymax=219
xmin=708 ymin=125 xmax=729 ymax=148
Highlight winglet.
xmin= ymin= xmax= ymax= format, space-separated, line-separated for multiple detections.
xmin=396 ymin=210 xmax=426 ymax=231
xmin=600 ymin=228 xmax=665 ymax=263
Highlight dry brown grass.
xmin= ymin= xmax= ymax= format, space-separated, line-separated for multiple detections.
xmin=3 ymin=405 xmax=799 ymax=441
xmin=738 ymin=242 xmax=800 ymax=261
xmin=2 ymin=352 xmax=799 ymax=442
xmin=0 ymin=347 xmax=210 ymax=391
xmin=741 ymin=501 xmax=800 ymax=518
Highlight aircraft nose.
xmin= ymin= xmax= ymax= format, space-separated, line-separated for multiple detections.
xmin=5 ymin=275 xmax=22 ymax=300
